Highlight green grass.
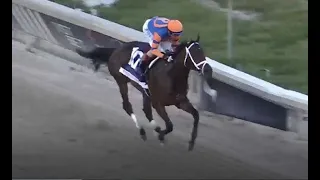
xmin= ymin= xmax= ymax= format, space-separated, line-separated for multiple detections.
xmin=56 ymin=0 xmax=308 ymax=94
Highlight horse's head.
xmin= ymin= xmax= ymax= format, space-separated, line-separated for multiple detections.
xmin=173 ymin=34 xmax=212 ymax=79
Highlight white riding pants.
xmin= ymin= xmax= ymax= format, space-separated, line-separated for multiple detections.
xmin=142 ymin=19 xmax=173 ymax=53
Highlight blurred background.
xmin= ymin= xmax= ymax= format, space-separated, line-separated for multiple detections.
xmin=52 ymin=0 xmax=308 ymax=94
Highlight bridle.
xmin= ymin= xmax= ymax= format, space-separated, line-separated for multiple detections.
xmin=183 ymin=42 xmax=208 ymax=74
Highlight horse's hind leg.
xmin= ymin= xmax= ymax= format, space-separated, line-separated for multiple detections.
xmin=116 ymin=79 xmax=147 ymax=141
xmin=176 ymin=99 xmax=199 ymax=151
xmin=142 ymin=94 xmax=161 ymax=134
xmin=153 ymin=103 xmax=173 ymax=145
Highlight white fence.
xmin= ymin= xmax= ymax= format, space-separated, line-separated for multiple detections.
xmin=12 ymin=0 xmax=308 ymax=136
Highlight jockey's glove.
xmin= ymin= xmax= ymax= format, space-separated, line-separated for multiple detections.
xmin=163 ymin=51 xmax=173 ymax=60
xmin=162 ymin=53 xmax=170 ymax=60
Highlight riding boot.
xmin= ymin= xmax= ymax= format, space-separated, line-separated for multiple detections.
xmin=138 ymin=54 xmax=149 ymax=82
xmin=140 ymin=54 xmax=149 ymax=74
xmin=140 ymin=61 xmax=147 ymax=74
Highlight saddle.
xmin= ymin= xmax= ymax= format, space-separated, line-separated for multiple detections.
xmin=119 ymin=42 xmax=172 ymax=95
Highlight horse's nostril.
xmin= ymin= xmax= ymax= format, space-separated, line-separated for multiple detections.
xmin=202 ymin=64 xmax=212 ymax=78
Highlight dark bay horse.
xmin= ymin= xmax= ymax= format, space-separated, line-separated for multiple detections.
xmin=76 ymin=35 xmax=212 ymax=150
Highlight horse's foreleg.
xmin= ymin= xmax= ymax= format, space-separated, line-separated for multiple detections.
xmin=142 ymin=95 xmax=161 ymax=134
xmin=176 ymin=99 xmax=199 ymax=151
xmin=153 ymin=103 xmax=173 ymax=144
xmin=116 ymin=80 xmax=146 ymax=141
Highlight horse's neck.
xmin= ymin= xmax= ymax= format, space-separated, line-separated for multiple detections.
xmin=174 ymin=48 xmax=190 ymax=76
xmin=171 ymin=51 xmax=190 ymax=94
xmin=172 ymin=63 xmax=190 ymax=79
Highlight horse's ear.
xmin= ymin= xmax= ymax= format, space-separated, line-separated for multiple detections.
xmin=196 ymin=33 xmax=200 ymax=42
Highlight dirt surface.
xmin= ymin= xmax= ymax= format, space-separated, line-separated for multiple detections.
xmin=12 ymin=40 xmax=308 ymax=179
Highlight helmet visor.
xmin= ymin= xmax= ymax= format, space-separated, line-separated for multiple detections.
xmin=169 ymin=31 xmax=183 ymax=36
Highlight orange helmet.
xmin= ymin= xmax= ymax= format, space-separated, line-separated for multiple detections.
xmin=168 ymin=20 xmax=183 ymax=35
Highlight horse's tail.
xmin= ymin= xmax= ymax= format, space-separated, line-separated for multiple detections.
xmin=75 ymin=47 xmax=116 ymax=71
xmin=76 ymin=47 xmax=115 ymax=63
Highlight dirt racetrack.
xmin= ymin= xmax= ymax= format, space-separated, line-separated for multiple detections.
xmin=12 ymin=40 xmax=308 ymax=179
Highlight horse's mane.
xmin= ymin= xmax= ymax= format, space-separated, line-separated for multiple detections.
xmin=172 ymin=39 xmax=198 ymax=59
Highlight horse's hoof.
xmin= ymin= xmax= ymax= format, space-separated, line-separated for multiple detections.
xmin=188 ymin=141 xmax=195 ymax=151
xmin=159 ymin=137 xmax=166 ymax=146
xmin=158 ymin=133 xmax=166 ymax=145
xmin=141 ymin=134 xmax=147 ymax=141
xmin=154 ymin=126 xmax=161 ymax=133
xmin=153 ymin=126 xmax=161 ymax=136
xmin=158 ymin=133 xmax=164 ymax=140
xmin=140 ymin=133 xmax=147 ymax=141
xmin=139 ymin=128 xmax=147 ymax=141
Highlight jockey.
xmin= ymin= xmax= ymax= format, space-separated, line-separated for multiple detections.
xmin=140 ymin=16 xmax=183 ymax=74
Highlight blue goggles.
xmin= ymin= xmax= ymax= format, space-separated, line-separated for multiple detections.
xmin=169 ymin=31 xmax=183 ymax=36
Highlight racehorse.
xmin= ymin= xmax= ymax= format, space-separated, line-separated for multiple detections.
xmin=76 ymin=34 xmax=212 ymax=151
